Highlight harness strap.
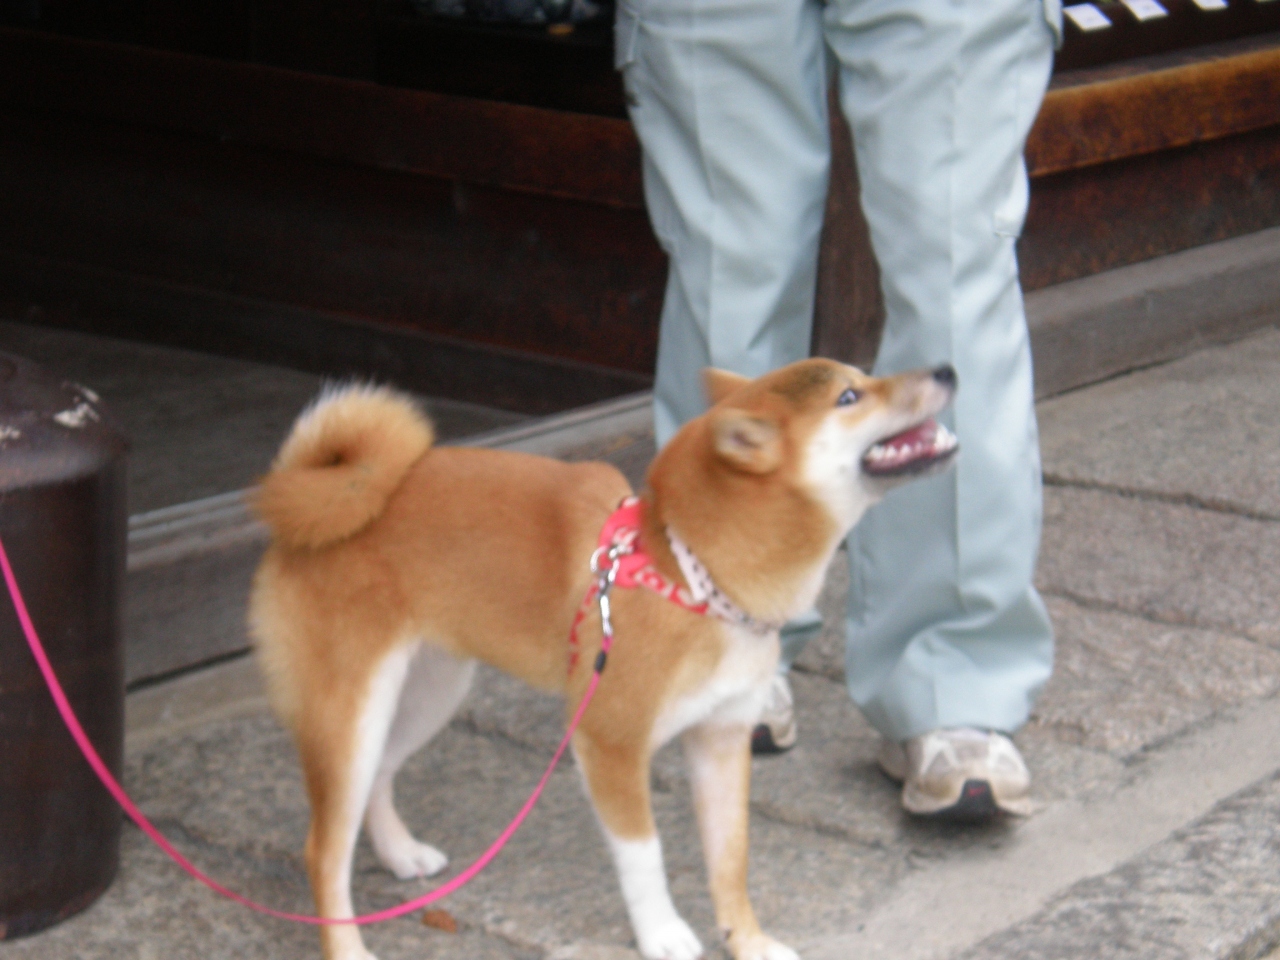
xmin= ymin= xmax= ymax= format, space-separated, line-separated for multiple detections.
xmin=569 ymin=497 xmax=781 ymax=668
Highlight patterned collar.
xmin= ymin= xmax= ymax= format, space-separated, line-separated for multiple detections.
xmin=665 ymin=526 xmax=784 ymax=636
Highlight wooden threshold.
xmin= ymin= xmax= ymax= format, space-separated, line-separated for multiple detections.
xmin=3 ymin=25 xmax=1279 ymax=198
xmin=0 ymin=25 xmax=643 ymax=209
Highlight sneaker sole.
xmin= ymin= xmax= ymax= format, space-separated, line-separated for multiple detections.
xmin=751 ymin=723 xmax=795 ymax=755
xmin=904 ymin=778 xmax=1003 ymax=820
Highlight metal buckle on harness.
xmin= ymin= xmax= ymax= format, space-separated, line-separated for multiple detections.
xmin=588 ymin=535 xmax=634 ymax=674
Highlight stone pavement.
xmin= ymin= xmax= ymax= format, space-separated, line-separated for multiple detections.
xmin=6 ymin=328 xmax=1280 ymax=960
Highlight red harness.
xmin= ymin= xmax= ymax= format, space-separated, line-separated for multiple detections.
xmin=568 ymin=496 xmax=707 ymax=669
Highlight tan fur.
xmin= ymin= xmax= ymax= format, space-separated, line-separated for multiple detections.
xmin=249 ymin=359 xmax=954 ymax=960
xmin=253 ymin=386 xmax=434 ymax=550
xmin=702 ymin=368 xmax=752 ymax=406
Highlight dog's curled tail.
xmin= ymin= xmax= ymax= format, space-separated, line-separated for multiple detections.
xmin=254 ymin=384 xmax=434 ymax=550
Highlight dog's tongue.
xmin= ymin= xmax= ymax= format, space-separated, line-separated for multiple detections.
xmin=863 ymin=419 xmax=957 ymax=475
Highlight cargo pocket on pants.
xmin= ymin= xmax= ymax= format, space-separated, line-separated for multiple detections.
xmin=993 ymin=164 xmax=1030 ymax=238
xmin=994 ymin=0 xmax=1053 ymax=238
xmin=615 ymin=0 xmax=642 ymax=69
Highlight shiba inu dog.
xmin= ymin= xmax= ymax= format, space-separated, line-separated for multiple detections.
xmin=249 ymin=358 xmax=957 ymax=960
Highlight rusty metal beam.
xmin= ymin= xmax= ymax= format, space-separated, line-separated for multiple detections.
xmin=1029 ymin=39 xmax=1280 ymax=176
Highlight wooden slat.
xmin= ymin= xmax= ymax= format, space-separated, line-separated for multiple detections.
xmin=0 ymin=105 xmax=668 ymax=374
xmin=0 ymin=26 xmax=645 ymax=209
xmin=3 ymin=25 xmax=1279 ymax=198
xmin=1029 ymin=41 xmax=1280 ymax=176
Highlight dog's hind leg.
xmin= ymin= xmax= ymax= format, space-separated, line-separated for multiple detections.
xmin=300 ymin=643 xmax=416 ymax=960
xmin=365 ymin=643 xmax=476 ymax=880
xmin=575 ymin=733 xmax=703 ymax=960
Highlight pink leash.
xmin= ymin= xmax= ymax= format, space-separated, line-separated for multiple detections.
xmin=0 ymin=532 xmax=620 ymax=926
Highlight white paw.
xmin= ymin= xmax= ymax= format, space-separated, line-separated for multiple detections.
xmin=330 ymin=946 xmax=379 ymax=960
xmin=760 ymin=937 xmax=800 ymax=960
xmin=636 ymin=916 xmax=704 ymax=960
xmin=731 ymin=934 xmax=799 ymax=960
xmin=378 ymin=838 xmax=449 ymax=880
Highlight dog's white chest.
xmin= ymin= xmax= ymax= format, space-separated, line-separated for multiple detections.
xmin=649 ymin=625 xmax=780 ymax=749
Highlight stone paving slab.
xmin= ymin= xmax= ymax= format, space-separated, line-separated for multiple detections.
xmin=458 ymin=663 xmax=908 ymax=871
xmin=789 ymin=520 xmax=1280 ymax=777
xmin=746 ymin=671 xmax=901 ymax=849
xmin=0 ymin=721 xmax=535 ymax=960
xmin=789 ymin=550 xmax=850 ymax=686
xmin=7 ymin=695 xmax=900 ymax=960
xmin=1025 ymin=225 xmax=1280 ymax=400
xmin=1039 ymin=485 xmax=1280 ymax=648
xmin=803 ymin=693 xmax=1280 ymax=960
xmin=1038 ymin=326 xmax=1280 ymax=519
xmin=6 ymin=613 xmax=1273 ymax=960
xmin=957 ymin=769 xmax=1280 ymax=960
xmin=125 ymin=520 xmax=264 ymax=684
xmin=1026 ymin=596 xmax=1280 ymax=758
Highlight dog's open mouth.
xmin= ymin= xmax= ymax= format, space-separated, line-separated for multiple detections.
xmin=862 ymin=419 xmax=958 ymax=476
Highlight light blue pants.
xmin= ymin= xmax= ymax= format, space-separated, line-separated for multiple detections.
xmin=622 ymin=0 xmax=1059 ymax=740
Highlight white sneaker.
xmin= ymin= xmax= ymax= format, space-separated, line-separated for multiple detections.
xmin=878 ymin=728 xmax=1033 ymax=818
xmin=751 ymin=673 xmax=797 ymax=754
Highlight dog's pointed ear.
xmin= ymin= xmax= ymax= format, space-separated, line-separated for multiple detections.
xmin=710 ymin=409 xmax=781 ymax=474
xmin=702 ymin=368 xmax=751 ymax=406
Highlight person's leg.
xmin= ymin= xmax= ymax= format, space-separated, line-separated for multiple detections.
xmin=824 ymin=0 xmax=1057 ymax=754
xmin=618 ymin=0 xmax=832 ymax=755
xmin=752 ymin=601 xmax=822 ymax=753
xmin=616 ymin=0 xmax=830 ymax=448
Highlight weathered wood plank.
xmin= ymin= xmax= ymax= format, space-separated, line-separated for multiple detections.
xmin=0 ymin=26 xmax=644 ymax=208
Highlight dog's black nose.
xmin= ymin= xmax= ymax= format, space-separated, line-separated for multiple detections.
xmin=932 ymin=365 xmax=957 ymax=389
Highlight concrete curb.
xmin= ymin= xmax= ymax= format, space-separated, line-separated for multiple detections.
xmin=126 ymin=493 xmax=267 ymax=684
xmin=1027 ymin=226 xmax=1280 ymax=399
xmin=955 ymin=767 xmax=1280 ymax=960
xmin=460 ymin=390 xmax=651 ymax=456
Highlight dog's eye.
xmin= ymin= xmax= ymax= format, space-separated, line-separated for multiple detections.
xmin=836 ymin=388 xmax=860 ymax=407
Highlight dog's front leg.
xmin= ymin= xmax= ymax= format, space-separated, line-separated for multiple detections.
xmin=575 ymin=734 xmax=704 ymax=960
xmin=682 ymin=722 xmax=798 ymax=960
